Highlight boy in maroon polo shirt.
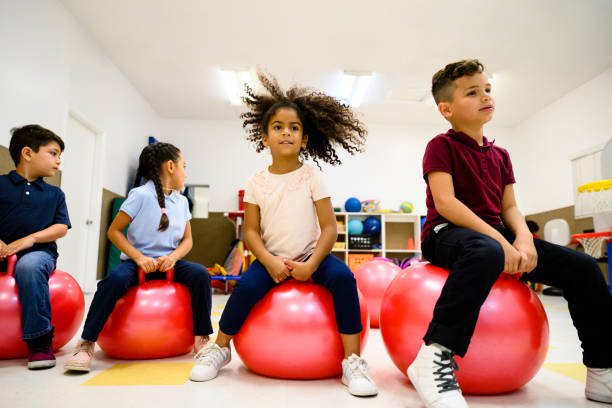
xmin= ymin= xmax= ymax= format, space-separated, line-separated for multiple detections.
xmin=408 ymin=59 xmax=612 ymax=408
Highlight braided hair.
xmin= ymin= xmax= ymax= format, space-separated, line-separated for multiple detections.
xmin=132 ymin=142 xmax=181 ymax=232
xmin=241 ymin=72 xmax=367 ymax=167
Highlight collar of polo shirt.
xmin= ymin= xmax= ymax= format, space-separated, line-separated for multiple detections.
xmin=8 ymin=170 xmax=45 ymax=190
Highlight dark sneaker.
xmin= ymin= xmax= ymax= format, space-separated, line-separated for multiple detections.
xmin=26 ymin=332 xmax=56 ymax=369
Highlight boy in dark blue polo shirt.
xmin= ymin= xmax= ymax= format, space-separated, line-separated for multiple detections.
xmin=409 ymin=60 xmax=612 ymax=407
xmin=0 ymin=124 xmax=71 ymax=369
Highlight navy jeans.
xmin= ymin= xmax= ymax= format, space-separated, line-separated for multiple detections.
xmin=13 ymin=250 xmax=56 ymax=340
xmin=422 ymin=224 xmax=612 ymax=368
xmin=81 ymin=259 xmax=213 ymax=342
xmin=219 ymin=254 xmax=362 ymax=336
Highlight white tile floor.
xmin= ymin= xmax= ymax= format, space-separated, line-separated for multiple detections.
xmin=0 ymin=293 xmax=608 ymax=408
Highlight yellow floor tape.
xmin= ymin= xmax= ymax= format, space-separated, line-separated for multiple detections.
xmin=83 ymin=302 xmax=227 ymax=386
xmin=82 ymin=362 xmax=194 ymax=386
xmin=543 ymin=363 xmax=586 ymax=383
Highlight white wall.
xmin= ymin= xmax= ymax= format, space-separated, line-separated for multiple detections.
xmin=159 ymin=118 xmax=513 ymax=215
xmin=0 ymin=0 xmax=159 ymax=290
xmin=509 ymin=67 xmax=612 ymax=214
xmin=0 ymin=0 xmax=158 ymax=195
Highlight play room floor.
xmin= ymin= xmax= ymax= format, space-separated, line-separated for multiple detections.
xmin=0 ymin=292 xmax=606 ymax=408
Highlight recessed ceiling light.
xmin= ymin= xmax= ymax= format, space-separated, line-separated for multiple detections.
xmin=338 ymin=70 xmax=373 ymax=108
xmin=219 ymin=68 xmax=252 ymax=106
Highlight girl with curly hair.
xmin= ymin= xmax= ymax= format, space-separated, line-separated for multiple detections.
xmin=190 ymin=73 xmax=377 ymax=396
xmin=65 ymin=142 xmax=213 ymax=372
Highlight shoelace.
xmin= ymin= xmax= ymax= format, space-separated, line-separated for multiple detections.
xmin=75 ymin=342 xmax=94 ymax=357
xmin=195 ymin=345 xmax=225 ymax=367
xmin=346 ymin=356 xmax=371 ymax=380
xmin=433 ymin=350 xmax=460 ymax=393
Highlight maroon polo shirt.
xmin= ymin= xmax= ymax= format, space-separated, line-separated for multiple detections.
xmin=421 ymin=129 xmax=515 ymax=241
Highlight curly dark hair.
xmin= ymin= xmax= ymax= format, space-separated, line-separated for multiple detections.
xmin=241 ymin=72 xmax=367 ymax=166
xmin=432 ymin=59 xmax=485 ymax=104
xmin=133 ymin=142 xmax=181 ymax=232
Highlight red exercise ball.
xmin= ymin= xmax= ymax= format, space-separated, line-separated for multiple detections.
xmin=380 ymin=262 xmax=549 ymax=394
xmin=97 ymin=268 xmax=193 ymax=359
xmin=353 ymin=260 xmax=402 ymax=327
xmin=0 ymin=255 xmax=85 ymax=359
xmin=234 ymin=280 xmax=370 ymax=379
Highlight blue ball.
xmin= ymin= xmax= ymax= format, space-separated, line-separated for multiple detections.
xmin=345 ymin=197 xmax=362 ymax=212
xmin=348 ymin=219 xmax=364 ymax=234
xmin=363 ymin=216 xmax=381 ymax=235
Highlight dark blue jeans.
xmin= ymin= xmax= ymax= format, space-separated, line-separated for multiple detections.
xmin=421 ymin=224 xmax=612 ymax=368
xmin=13 ymin=250 xmax=56 ymax=340
xmin=219 ymin=254 xmax=362 ymax=335
xmin=81 ymin=259 xmax=213 ymax=341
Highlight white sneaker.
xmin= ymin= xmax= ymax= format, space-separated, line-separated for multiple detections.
xmin=189 ymin=343 xmax=231 ymax=382
xmin=341 ymin=353 xmax=378 ymax=396
xmin=586 ymin=367 xmax=612 ymax=403
xmin=193 ymin=335 xmax=210 ymax=355
xmin=407 ymin=343 xmax=468 ymax=408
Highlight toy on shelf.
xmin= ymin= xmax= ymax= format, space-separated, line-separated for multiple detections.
xmin=348 ymin=219 xmax=364 ymax=234
xmin=363 ymin=217 xmax=381 ymax=235
xmin=399 ymin=201 xmax=414 ymax=213
xmin=361 ymin=200 xmax=380 ymax=213
xmin=344 ymin=197 xmax=362 ymax=212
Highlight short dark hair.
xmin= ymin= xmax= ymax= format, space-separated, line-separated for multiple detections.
xmin=432 ymin=59 xmax=485 ymax=104
xmin=9 ymin=124 xmax=65 ymax=166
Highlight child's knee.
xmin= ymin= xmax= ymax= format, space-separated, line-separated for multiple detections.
xmin=193 ymin=266 xmax=211 ymax=286
xmin=101 ymin=269 xmax=133 ymax=291
xmin=14 ymin=256 xmax=50 ymax=285
xmin=326 ymin=267 xmax=357 ymax=290
xmin=464 ymin=235 xmax=505 ymax=271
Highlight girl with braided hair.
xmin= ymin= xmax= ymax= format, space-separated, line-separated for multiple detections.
xmin=65 ymin=142 xmax=213 ymax=372
xmin=190 ymin=73 xmax=378 ymax=397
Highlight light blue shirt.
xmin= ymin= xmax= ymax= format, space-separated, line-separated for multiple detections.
xmin=119 ymin=180 xmax=192 ymax=261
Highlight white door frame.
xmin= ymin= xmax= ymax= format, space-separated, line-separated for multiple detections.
xmin=63 ymin=109 xmax=105 ymax=294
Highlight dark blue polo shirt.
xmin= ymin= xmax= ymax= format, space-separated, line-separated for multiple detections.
xmin=0 ymin=171 xmax=71 ymax=259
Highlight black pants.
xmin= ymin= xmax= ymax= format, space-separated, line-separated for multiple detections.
xmin=421 ymin=224 xmax=612 ymax=368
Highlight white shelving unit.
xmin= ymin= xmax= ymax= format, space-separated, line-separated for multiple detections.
xmin=332 ymin=212 xmax=422 ymax=264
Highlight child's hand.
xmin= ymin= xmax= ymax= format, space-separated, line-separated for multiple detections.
xmin=265 ymin=256 xmax=292 ymax=284
xmin=284 ymin=259 xmax=315 ymax=282
xmin=135 ymin=255 xmax=158 ymax=273
xmin=157 ymin=255 xmax=177 ymax=272
xmin=0 ymin=240 xmax=8 ymax=259
xmin=513 ymin=236 xmax=538 ymax=274
xmin=501 ymin=241 xmax=523 ymax=275
xmin=2 ymin=236 xmax=36 ymax=257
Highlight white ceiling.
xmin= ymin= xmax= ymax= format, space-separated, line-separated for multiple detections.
xmin=60 ymin=0 xmax=612 ymax=127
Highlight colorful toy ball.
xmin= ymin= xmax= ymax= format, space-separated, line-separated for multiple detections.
xmin=348 ymin=219 xmax=364 ymax=234
xmin=363 ymin=217 xmax=381 ymax=235
xmin=399 ymin=201 xmax=414 ymax=213
xmin=380 ymin=262 xmax=549 ymax=394
xmin=344 ymin=197 xmax=362 ymax=213
xmin=361 ymin=200 xmax=380 ymax=213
